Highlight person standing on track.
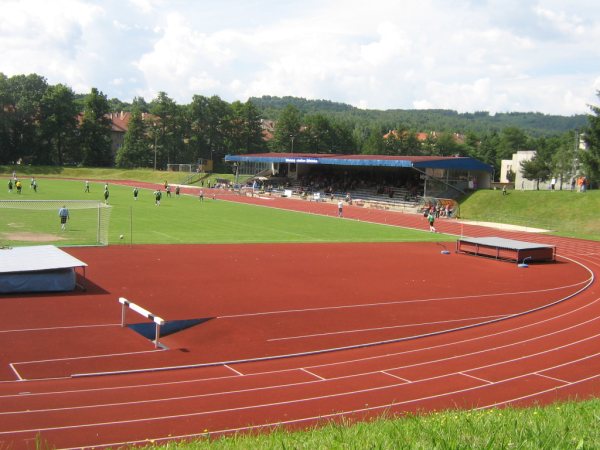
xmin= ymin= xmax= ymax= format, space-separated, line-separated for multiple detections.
xmin=58 ymin=205 xmax=69 ymax=231
xmin=427 ymin=210 xmax=437 ymax=232
xmin=337 ymin=199 xmax=343 ymax=217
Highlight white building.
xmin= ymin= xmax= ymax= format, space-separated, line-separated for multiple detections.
xmin=500 ymin=150 xmax=538 ymax=190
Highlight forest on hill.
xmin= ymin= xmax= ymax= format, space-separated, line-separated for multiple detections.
xmin=2 ymin=72 xmax=599 ymax=185
xmin=250 ymin=95 xmax=588 ymax=137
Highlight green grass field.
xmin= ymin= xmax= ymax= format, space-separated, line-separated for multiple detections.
xmin=0 ymin=178 xmax=450 ymax=247
xmin=459 ymin=189 xmax=600 ymax=241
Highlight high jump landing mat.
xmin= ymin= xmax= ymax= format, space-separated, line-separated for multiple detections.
xmin=0 ymin=245 xmax=87 ymax=294
xmin=456 ymin=236 xmax=556 ymax=263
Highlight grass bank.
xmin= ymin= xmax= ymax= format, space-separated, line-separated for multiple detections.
xmin=0 ymin=165 xmax=237 ymax=186
xmin=458 ymin=189 xmax=600 ymax=241
xmin=142 ymin=399 xmax=600 ymax=449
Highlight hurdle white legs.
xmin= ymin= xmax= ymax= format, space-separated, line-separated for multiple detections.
xmin=119 ymin=297 xmax=165 ymax=349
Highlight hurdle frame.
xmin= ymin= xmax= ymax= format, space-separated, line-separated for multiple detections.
xmin=119 ymin=297 xmax=165 ymax=348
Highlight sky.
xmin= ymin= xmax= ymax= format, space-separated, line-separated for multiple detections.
xmin=1 ymin=0 xmax=600 ymax=116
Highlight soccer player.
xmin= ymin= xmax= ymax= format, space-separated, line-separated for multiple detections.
xmin=58 ymin=205 xmax=69 ymax=231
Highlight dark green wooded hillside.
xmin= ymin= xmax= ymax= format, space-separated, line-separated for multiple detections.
xmin=250 ymin=95 xmax=587 ymax=136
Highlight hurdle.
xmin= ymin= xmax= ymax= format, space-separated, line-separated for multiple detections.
xmin=119 ymin=297 xmax=165 ymax=348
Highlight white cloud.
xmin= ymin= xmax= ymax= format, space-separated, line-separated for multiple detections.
xmin=1 ymin=0 xmax=599 ymax=114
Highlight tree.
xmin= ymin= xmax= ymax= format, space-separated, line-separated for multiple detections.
xmin=361 ymin=126 xmax=385 ymax=154
xmin=304 ymin=114 xmax=333 ymax=153
xmin=1 ymin=73 xmax=48 ymax=164
xmin=39 ymin=83 xmax=78 ymax=165
xmin=273 ymin=105 xmax=302 ymax=152
xmin=552 ymin=131 xmax=579 ymax=189
xmin=79 ymin=88 xmax=113 ymax=166
xmin=496 ymin=126 xmax=530 ymax=175
xmin=520 ymin=137 xmax=554 ymax=189
xmin=149 ymin=92 xmax=180 ymax=168
xmin=582 ymin=92 xmax=600 ymax=184
xmin=116 ymin=107 xmax=149 ymax=168
xmin=0 ymin=73 xmax=11 ymax=163
xmin=229 ymin=100 xmax=264 ymax=154
xmin=433 ymin=132 xmax=465 ymax=156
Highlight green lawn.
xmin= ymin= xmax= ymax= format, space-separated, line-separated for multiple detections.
xmin=142 ymin=399 xmax=600 ymax=449
xmin=0 ymin=178 xmax=449 ymax=246
xmin=459 ymin=189 xmax=600 ymax=241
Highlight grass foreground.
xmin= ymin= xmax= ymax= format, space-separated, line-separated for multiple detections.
xmin=141 ymin=399 xmax=600 ymax=449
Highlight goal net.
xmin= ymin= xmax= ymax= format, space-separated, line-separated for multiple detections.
xmin=167 ymin=164 xmax=194 ymax=172
xmin=0 ymin=200 xmax=111 ymax=247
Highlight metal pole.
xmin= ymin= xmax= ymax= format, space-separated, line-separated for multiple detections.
xmin=121 ymin=302 xmax=126 ymax=327
xmin=155 ymin=323 xmax=161 ymax=348
xmin=130 ymin=205 xmax=133 ymax=247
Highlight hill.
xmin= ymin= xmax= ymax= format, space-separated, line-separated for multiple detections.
xmin=458 ymin=189 xmax=600 ymax=241
xmin=250 ymin=95 xmax=588 ymax=137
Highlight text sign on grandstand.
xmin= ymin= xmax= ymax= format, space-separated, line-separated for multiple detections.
xmin=284 ymin=158 xmax=319 ymax=164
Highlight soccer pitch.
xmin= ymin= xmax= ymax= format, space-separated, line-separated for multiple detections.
xmin=0 ymin=178 xmax=450 ymax=246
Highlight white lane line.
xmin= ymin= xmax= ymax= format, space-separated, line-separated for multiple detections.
xmin=301 ymin=368 xmax=325 ymax=381
xmin=223 ymin=365 xmax=244 ymax=376
xmin=267 ymin=314 xmax=509 ymax=342
xmin=460 ymin=372 xmax=492 ymax=385
xmin=13 ymin=354 xmax=600 ymax=445
xmin=219 ymin=279 xmax=590 ymax=320
xmin=0 ymin=323 xmax=121 ymax=334
xmin=381 ymin=371 xmax=410 ymax=382
xmin=535 ymin=372 xmax=569 ymax=385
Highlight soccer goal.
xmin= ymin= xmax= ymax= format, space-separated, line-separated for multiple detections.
xmin=0 ymin=200 xmax=111 ymax=247
xmin=167 ymin=163 xmax=194 ymax=173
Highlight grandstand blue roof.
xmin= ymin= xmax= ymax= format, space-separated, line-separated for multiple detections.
xmin=225 ymin=153 xmax=493 ymax=172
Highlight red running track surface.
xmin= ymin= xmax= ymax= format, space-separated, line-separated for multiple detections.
xmin=0 ymin=191 xmax=599 ymax=449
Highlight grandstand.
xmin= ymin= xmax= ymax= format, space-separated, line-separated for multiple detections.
xmin=225 ymin=153 xmax=491 ymax=213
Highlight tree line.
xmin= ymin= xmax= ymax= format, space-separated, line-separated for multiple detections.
xmin=1 ymin=72 xmax=599 ymax=184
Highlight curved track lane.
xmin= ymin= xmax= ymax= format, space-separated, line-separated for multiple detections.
xmin=0 ymin=193 xmax=599 ymax=449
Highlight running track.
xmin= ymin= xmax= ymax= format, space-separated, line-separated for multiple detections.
xmin=0 ymin=187 xmax=599 ymax=449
